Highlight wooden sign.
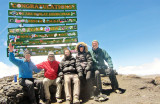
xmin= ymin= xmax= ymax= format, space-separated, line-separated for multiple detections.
xmin=8 ymin=17 xmax=77 ymax=24
xmin=8 ymin=10 xmax=77 ymax=17
xmin=9 ymin=2 xmax=77 ymax=10
xmin=7 ymin=45 xmax=77 ymax=57
xmin=8 ymin=25 xmax=77 ymax=33
xmin=8 ymin=32 xmax=77 ymax=41
xmin=8 ymin=38 xmax=78 ymax=46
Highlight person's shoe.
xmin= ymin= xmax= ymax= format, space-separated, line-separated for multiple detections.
xmin=66 ymin=100 xmax=71 ymax=104
xmin=73 ymin=97 xmax=80 ymax=104
xmin=114 ymin=89 xmax=122 ymax=94
xmin=39 ymin=99 xmax=45 ymax=104
xmin=45 ymin=99 xmax=51 ymax=104
xmin=56 ymin=98 xmax=62 ymax=103
xmin=89 ymin=92 xmax=95 ymax=99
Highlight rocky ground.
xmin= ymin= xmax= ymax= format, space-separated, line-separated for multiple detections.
xmin=84 ymin=75 xmax=160 ymax=104
xmin=1 ymin=72 xmax=160 ymax=104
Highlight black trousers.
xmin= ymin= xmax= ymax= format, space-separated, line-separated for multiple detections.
xmin=19 ymin=78 xmax=45 ymax=102
xmin=80 ymin=71 xmax=93 ymax=98
xmin=94 ymin=68 xmax=119 ymax=93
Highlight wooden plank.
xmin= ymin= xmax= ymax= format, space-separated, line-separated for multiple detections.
xmin=7 ymin=45 xmax=77 ymax=57
xmin=8 ymin=10 xmax=77 ymax=17
xmin=8 ymin=25 xmax=77 ymax=33
xmin=8 ymin=37 xmax=78 ymax=46
xmin=8 ymin=32 xmax=77 ymax=40
xmin=9 ymin=2 xmax=77 ymax=10
xmin=8 ymin=17 xmax=77 ymax=24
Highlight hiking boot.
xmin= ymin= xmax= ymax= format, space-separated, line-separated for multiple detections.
xmin=39 ymin=99 xmax=45 ymax=104
xmin=73 ymin=97 xmax=80 ymax=104
xmin=89 ymin=92 xmax=94 ymax=99
xmin=56 ymin=98 xmax=62 ymax=103
xmin=66 ymin=100 xmax=71 ymax=104
xmin=45 ymin=99 xmax=51 ymax=104
xmin=94 ymin=94 xmax=108 ymax=102
xmin=114 ymin=89 xmax=122 ymax=94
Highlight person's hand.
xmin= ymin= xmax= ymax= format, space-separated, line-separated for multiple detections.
xmin=78 ymin=72 xmax=83 ymax=80
xmin=9 ymin=43 xmax=14 ymax=52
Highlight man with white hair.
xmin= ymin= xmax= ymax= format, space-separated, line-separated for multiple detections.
xmin=36 ymin=51 xmax=62 ymax=104
xmin=90 ymin=40 xmax=122 ymax=95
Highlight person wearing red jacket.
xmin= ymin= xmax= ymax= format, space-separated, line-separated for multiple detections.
xmin=36 ymin=51 xmax=62 ymax=104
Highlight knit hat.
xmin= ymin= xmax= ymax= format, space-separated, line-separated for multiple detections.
xmin=48 ymin=51 xmax=54 ymax=56
xmin=78 ymin=44 xmax=85 ymax=48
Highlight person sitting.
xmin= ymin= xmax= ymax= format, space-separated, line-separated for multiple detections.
xmin=36 ymin=51 xmax=62 ymax=104
xmin=59 ymin=49 xmax=80 ymax=104
xmin=75 ymin=42 xmax=93 ymax=98
xmin=9 ymin=43 xmax=41 ymax=104
xmin=89 ymin=40 xmax=122 ymax=95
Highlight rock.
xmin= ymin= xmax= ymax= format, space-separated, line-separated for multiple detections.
xmin=5 ymin=89 xmax=17 ymax=96
xmin=0 ymin=97 xmax=8 ymax=104
xmin=126 ymin=74 xmax=141 ymax=79
xmin=154 ymin=77 xmax=160 ymax=85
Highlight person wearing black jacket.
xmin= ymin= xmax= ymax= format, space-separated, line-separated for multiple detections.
xmin=59 ymin=49 xmax=80 ymax=104
xmin=75 ymin=42 xmax=93 ymax=98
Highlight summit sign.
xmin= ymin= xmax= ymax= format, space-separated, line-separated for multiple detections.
xmin=9 ymin=2 xmax=77 ymax=10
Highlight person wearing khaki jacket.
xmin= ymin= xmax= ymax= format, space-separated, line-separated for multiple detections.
xmin=75 ymin=42 xmax=93 ymax=97
xmin=59 ymin=49 xmax=80 ymax=104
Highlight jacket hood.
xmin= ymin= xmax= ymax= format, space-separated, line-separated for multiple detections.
xmin=75 ymin=42 xmax=88 ymax=52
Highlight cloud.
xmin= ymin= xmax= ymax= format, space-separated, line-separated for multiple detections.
xmin=0 ymin=23 xmax=11 ymax=35
xmin=31 ymin=55 xmax=63 ymax=64
xmin=0 ymin=62 xmax=18 ymax=78
xmin=31 ymin=54 xmax=76 ymax=64
xmin=117 ymin=58 xmax=160 ymax=76
xmin=3 ymin=40 xmax=7 ymax=47
xmin=0 ymin=54 xmax=77 ymax=78
xmin=2 ymin=55 xmax=160 ymax=78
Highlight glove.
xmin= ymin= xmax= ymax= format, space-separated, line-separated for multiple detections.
xmin=78 ymin=72 xmax=83 ymax=79
xmin=58 ymin=72 xmax=64 ymax=80
xmin=105 ymin=68 xmax=113 ymax=75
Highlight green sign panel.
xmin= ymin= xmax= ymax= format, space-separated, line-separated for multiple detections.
xmin=8 ymin=38 xmax=78 ymax=46
xmin=7 ymin=2 xmax=78 ymax=56
xmin=7 ymin=45 xmax=76 ymax=57
xmin=8 ymin=10 xmax=77 ymax=17
xmin=8 ymin=17 xmax=77 ymax=24
xmin=8 ymin=32 xmax=77 ymax=41
xmin=9 ymin=2 xmax=77 ymax=10
xmin=8 ymin=25 xmax=77 ymax=34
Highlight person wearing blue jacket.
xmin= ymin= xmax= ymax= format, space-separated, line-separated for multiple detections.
xmin=9 ymin=43 xmax=41 ymax=104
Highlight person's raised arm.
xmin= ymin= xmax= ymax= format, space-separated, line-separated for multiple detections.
xmin=9 ymin=43 xmax=23 ymax=66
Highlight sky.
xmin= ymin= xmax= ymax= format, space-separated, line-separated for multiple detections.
xmin=0 ymin=0 xmax=160 ymax=78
